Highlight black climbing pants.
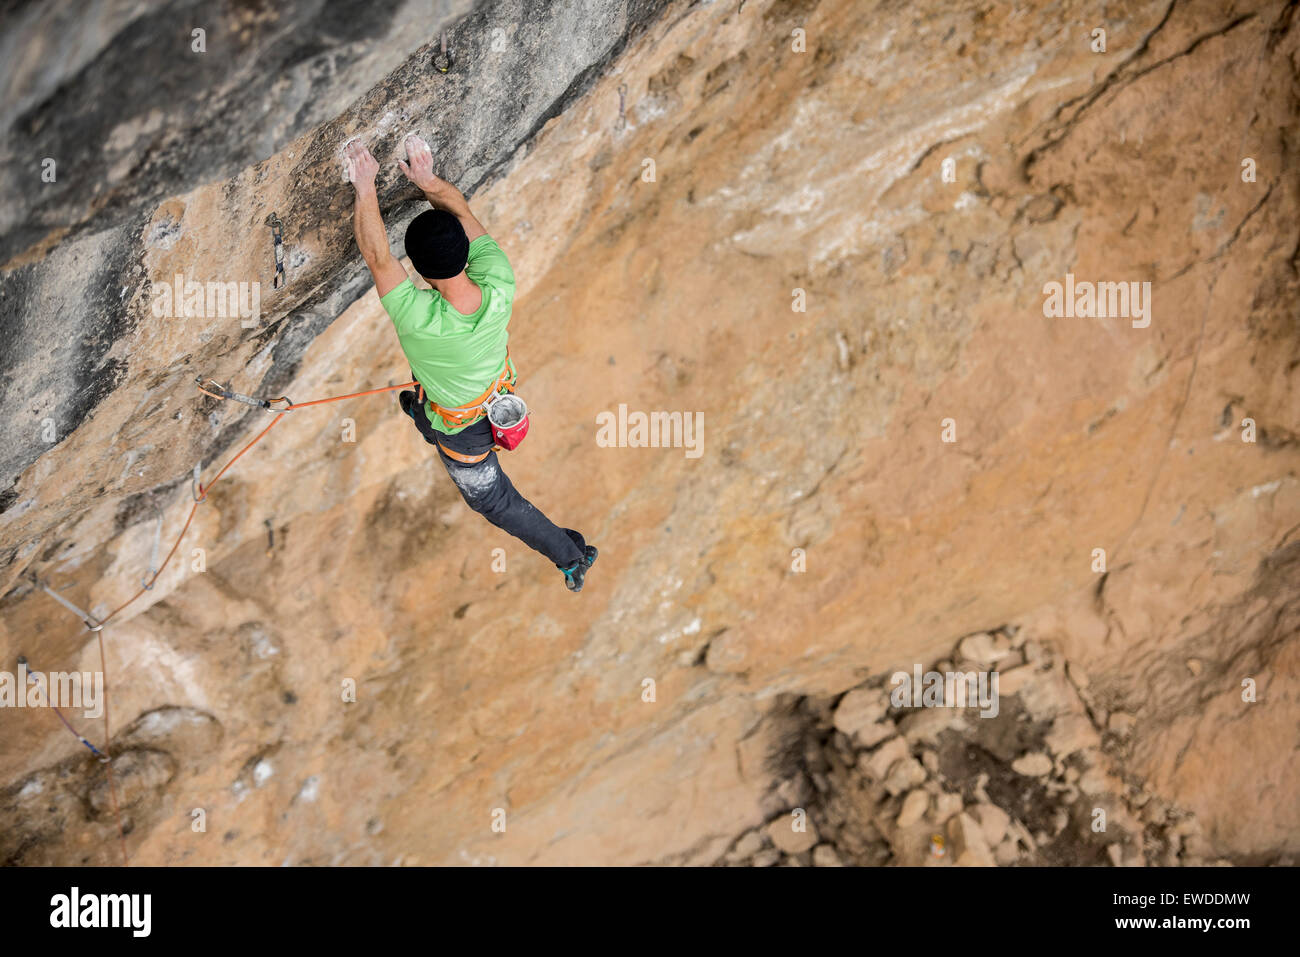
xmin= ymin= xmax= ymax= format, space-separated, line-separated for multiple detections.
xmin=403 ymin=398 xmax=586 ymax=568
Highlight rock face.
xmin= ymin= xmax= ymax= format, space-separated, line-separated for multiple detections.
xmin=0 ymin=0 xmax=669 ymax=500
xmin=721 ymin=629 xmax=1231 ymax=868
xmin=1 ymin=0 xmax=1297 ymax=866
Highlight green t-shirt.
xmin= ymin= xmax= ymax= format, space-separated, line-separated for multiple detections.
xmin=380 ymin=235 xmax=515 ymax=434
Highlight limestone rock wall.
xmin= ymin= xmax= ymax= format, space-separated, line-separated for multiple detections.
xmin=1 ymin=0 xmax=1297 ymax=865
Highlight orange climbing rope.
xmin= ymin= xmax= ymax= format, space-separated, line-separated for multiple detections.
xmin=34 ymin=374 xmax=416 ymax=865
xmin=94 ymin=376 xmax=416 ymax=624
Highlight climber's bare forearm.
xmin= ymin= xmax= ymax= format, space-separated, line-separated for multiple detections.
xmin=352 ymin=187 xmax=386 ymax=261
xmin=352 ymin=186 xmax=407 ymax=296
xmin=344 ymin=139 xmax=407 ymax=296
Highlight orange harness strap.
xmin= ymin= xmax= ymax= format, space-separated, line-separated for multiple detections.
xmin=417 ymin=349 xmax=515 ymax=465
xmin=436 ymin=442 xmax=491 ymax=465
xmin=418 ymin=349 xmax=517 ymax=429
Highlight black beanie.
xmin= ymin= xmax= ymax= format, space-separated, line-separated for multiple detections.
xmin=405 ymin=209 xmax=469 ymax=279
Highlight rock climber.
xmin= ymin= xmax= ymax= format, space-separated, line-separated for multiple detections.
xmin=343 ymin=135 xmax=597 ymax=592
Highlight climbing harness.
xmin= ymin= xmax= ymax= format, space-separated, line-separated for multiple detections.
xmin=266 ymin=212 xmax=286 ymax=289
xmin=416 ymin=350 xmax=531 ymax=462
xmin=419 ymin=353 xmax=516 ymax=427
xmin=423 ymin=381 xmax=512 ymax=427
xmin=437 ymin=443 xmax=490 ymax=465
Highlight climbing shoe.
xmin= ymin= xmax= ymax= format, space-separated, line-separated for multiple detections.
xmin=559 ymin=545 xmax=599 ymax=593
xmin=398 ymin=389 xmax=419 ymax=421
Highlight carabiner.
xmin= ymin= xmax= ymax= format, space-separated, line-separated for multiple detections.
xmin=433 ymin=31 xmax=452 ymax=73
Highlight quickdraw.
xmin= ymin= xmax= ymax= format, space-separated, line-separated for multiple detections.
xmin=196 ymin=377 xmax=293 ymax=411
xmin=18 ymin=658 xmax=112 ymax=764
xmin=266 ymin=212 xmax=286 ymax=289
xmin=433 ymin=31 xmax=453 ymax=73
xmin=27 ymin=370 xmax=414 ymax=865
xmin=34 ymin=579 xmax=104 ymax=632
xmin=140 ymin=506 xmax=163 ymax=590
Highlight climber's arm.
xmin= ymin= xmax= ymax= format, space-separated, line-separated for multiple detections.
xmin=399 ymin=134 xmax=488 ymax=242
xmin=422 ymin=185 xmax=488 ymax=243
xmin=345 ymin=141 xmax=408 ymax=298
xmin=351 ymin=188 xmax=407 ymax=297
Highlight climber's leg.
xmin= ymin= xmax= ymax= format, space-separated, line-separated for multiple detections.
xmin=401 ymin=397 xmax=587 ymax=571
xmin=439 ymin=444 xmax=586 ymax=569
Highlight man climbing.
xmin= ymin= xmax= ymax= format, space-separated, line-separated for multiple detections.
xmin=343 ymin=135 xmax=597 ymax=592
